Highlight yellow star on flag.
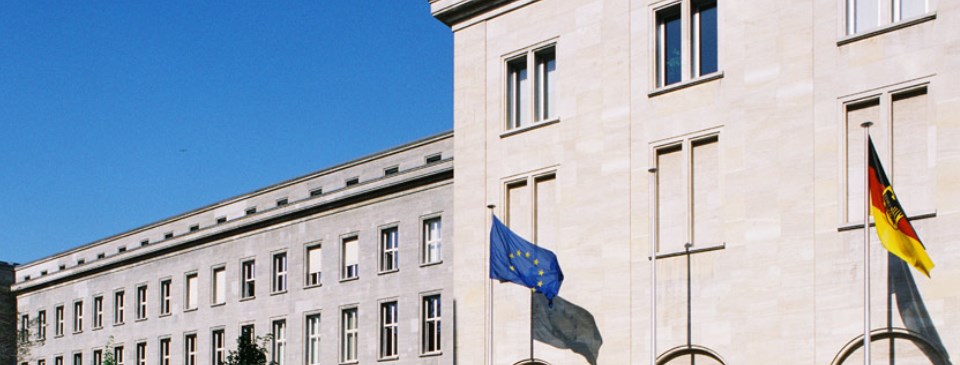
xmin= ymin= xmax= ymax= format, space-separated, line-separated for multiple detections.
xmin=537 ymin=281 xmax=543 ymax=287
xmin=525 ymin=252 xmax=530 ymax=258
xmin=517 ymin=249 xmax=522 ymax=256
xmin=533 ymin=259 xmax=539 ymax=265
xmin=538 ymin=269 xmax=544 ymax=276
xmin=509 ymin=265 xmax=515 ymax=271
xmin=509 ymin=253 xmax=514 ymax=259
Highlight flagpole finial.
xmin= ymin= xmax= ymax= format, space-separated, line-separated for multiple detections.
xmin=487 ymin=204 xmax=496 ymax=210
xmin=860 ymin=121 xmax=874 ymax=128
xmin=648 ymin=167 xmax=657 ymax=173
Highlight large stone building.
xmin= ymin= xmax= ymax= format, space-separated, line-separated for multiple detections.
xmin=430 ymin=0 xmax=958 ymax=364
xmin=10 ymin=0 xmax=960 ymax=365
xmin=12 ymin=133 xmax=454 ymax=365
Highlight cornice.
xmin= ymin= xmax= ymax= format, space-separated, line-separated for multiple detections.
xmin=431 ymin=0 xmax=520 ymax=27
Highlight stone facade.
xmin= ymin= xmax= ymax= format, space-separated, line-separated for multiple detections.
xmin=432 ymin=0 xmax=960 ymax=364
xmin=12 ymin=132 xmax=454 ymax=365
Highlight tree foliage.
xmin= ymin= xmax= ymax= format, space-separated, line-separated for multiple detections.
xmin=224 ymin=333 xmax=276 ymax=365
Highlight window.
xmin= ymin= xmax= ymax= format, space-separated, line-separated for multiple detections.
xmin=271 ymin=320 xmax=286 ymax=365
xmin=345 ymin=177 xmax=359 ymax=187
xmin=39 ymin=359 xmax=46 ymax=365
xmin=504 ymin=173 xmax=558 ymax=251
xmin=97 ymin=253 xmax=105 ymax=259
xmin=422 ymin=294 xmax=442 ymax=355
xmin=184 ymin=334 xmax=197 ymax=365
xmin=425 ymin=154 xmax=442 ymax=164
xmin=19 ymin=315 xmax=28 ymax=341
xmin=136 ymin=285 xmax=148 ymax=320
xmin=159 ymin=338 xmax=170 ymax=365
xmin=73 ymin=301 xmax=83 ymax=333
xmin=185 ymin=273 xmax=198 ymax=310
xmin=140 ymin=240 xmax=148 ymax=247
xmin=655 ymin=0 xmax=719 ymax=88
xmin=72 ymin=353 xmax=81 ymax=365
xmin=136 ymin=343 xmax=146 ymax=365
xmin=305 ymin=245 xmax=322 ymax=287
xmin=77 ymin=259 xmax=85 ymax=265
xmin=380 ymin=227 xmax=399 ymax=272
xmin=422 ymin=218 xmax=442 ymax=264
xmin=506 ymin=44 xmax=557 ymax=130
xmin=310 ymin=188 xmax=323 ymax=197
xmin=164 ymin=232 xmax=173 ymax=240
xmin=246 ymin=207 xmax=257 ymax=215
xmin=843 ymin=85 xmax=933 ymax=223
xmin=160 ymin=280 xmax=172 ymax=315
xmin=114 ymin=291 xmax=125 ymax=325
xmin=36 ymin=310 xmax=46 ymax=340
xmin=276 ymin=198 xmax=288 ymax=207
xmin=379 ymin=301 xmax=398 ymax=359
xmin=216 ymin=217 xmax=227 ymax=224
xmin=383 ymin=166 xmax=399 ymax=176
xmin=654 ymin=134 xmax=720 ymax=253
xmin=305 ymin=314 xmax=321 ymax=365
xmin=340 ymin=308 xmax=358 ymax=363
xmin=189 ymin=225 xmax=199 ymax=232
xmin=212 ymin=267 xmax=226 ymax=305
xmin=241 ymin=324 xmax=255 ymax=342
xmin=54 ymin=305 xmax=64 ymax=336
xmin=55 ymin=357 xmax=62 ymax=365
xmin=93 ymin=350 xmax=102 ymax=365
xmin=212 ymin=330 xmax=226 ymax=365
xmin=272 ymin=253 xmax=287 ymax=293
xmin=241 ymin=260 xmax=256 ymax=299
xmin=113 ymin=347 xmax=124 ymax=365
xmin=341 ymin=237 xmax=359 ymax=280
xmin=847 ymin=0 xmax=929 ymax=35
xmin=93 ymin=296 xmax=104 ymax=328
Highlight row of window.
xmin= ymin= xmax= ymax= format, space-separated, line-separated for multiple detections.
xmin=24 ymin=295 xmax=441 ymax=365
xmin=21 ymin=154 xmax=447 ymax=283
xmin=21 ymin=218 xmax=443 ymax=340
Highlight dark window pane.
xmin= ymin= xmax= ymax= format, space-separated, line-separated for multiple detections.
xmin=664 ymin=13 xmax=681 ymax=85
xmin=698 ymin=2 xmax=718 ymax=75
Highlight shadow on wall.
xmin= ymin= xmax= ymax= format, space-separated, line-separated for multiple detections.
xmin=532 ymin=295 xmax=603 ymax=365
xmin=888 ymin=252 xmax=951 ymax=365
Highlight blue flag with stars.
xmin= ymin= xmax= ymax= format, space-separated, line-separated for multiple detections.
xmin=490 ymin=214 xmax=564 ymax=303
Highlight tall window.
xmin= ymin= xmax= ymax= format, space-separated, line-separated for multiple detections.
xmin=113 ymin=347 xmax=123 ymax=365
xmin=135 ymin=343 xmax=146 ymax=365
xmin=272 ymin=253 xmax=287 ymax=293
xmin=506 ymin=44 xmax=558 ymax=130
xmin=341 ymin=237 xmax=359 ymax=280
xmin=93 ymin=350 xmax=102 ymax=365
xmin=380 ymin=302 xmax=398 ymax=359
xmin=422 ymin=295 xmax=442 ymax=355
xmin=305 ymin=314 xmax=321 ymax=365
xmin=212 ymin=330 xmax=225 ymax=365
xmin=655 ymin=0 xmax=719 ymax=87
xmin=305 ymin=245 xmax=322 ymax=287
xmin=184 ymin=334 xmax=197 ymax=365
xmin=54 ymin=305 xmax=64 ymax=336
xmin=212 ymin=267 xmax=226 ymax=305
xmin=160 ymin=280 xmax=171 ymax=315
xmin=506 ymin=173 xmax=558 ymax=247
xmin=340 ymin=308 xmax=358 ymax=363
xmin=159 ymin=338 xmax=170 ymax=365
xmin=844 ymin=85 xmax=933 ymax=223
xmin=114 ymin=291 xmax=125 ymax=325
xmin=93 ymin=296 xmax=104 ymax=328
xmin=19 ymin=315 xmax=28 ymax=341
xmin=72 ymin=301 xmax=83 ymax=333
xmin=380 ymin=227 xmax=399 ymax=272
xmin=55 ymin=356 xmax=62 ymax=365
xmin=72 ymin=353 xmax=81 ymax=365
xmin=654 ymin=134 xmax=720 ymax=253
xmin=241 ymin=260 xmax=256 ymax=299
xmin=271 ymin=320 xmax=286 ymax=365
xmin=847 ymin=0 xmax=928 ymax=35
xmin=185 ymin=273 xmax=198 ymax=310
xmin=241 ymin=324 xmax=255 ymax=342
xmin=422 ymin=218 xmax=442 ymax=264
xmin=136 ymin=285 xmax=148 ymax=320
xmin=36 ymin=310 xmax=46 ymax=340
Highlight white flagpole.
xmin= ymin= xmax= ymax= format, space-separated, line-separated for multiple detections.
xmin=648 ymin=167 xmax=658 ymax=365
xmin=861 ymin=121 xmax=873 ymax=365
xmin=486 ymin=204 xmax=496 ymax=365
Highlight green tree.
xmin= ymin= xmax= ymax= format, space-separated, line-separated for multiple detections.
xmin=224 ymin=333 xmax=276 ymax=365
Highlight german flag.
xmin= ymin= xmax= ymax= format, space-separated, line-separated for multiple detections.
xmin=868 ymin=137 xmax=934 ymax=277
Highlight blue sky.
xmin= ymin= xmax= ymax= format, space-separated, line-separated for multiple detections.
xmin=0 ymin=2 xmax=453 ymax=264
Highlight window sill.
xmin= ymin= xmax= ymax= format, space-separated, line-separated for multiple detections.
xmin=113 ymin=322 xmax=124 ymax=327
xmin=270 ymin=290 xmax=288 ymax=296
xmin=72 ymin=331 xmax=82 ymax=335
xmin=837 ymin=12 xmax=937 ymax=46
xmin=304 ymin=283 xmax=322 ymax=289
xmin=499 ymin=117 xmax=561 ymax=139
xmin=377 ymin=269 xmax=399 ymax=276
xmin=420 ymin=351 xmax=442 ymax=358
xmin=135 ymin=318 xmax=147 ymax=323
xmin=93 ymin=326 xmax=103 ymax=331
xmin=159 ymin=313 xmax=171 ymax=318
xmin=183 ymin=308 xmax=198 ymax=313
xmin=651 ymin=243 xmax=725 ymax=260
xmin=239 ymin=296 xmax=255 ymax=302
xmin=210 ymin=303 xmax=226 ymax=308
xmin=339 ymin=361 xmax=359 ymax=365
xmin=377 ymin=356 xmax=399 ymax=362
xmin=55 ymin=334 xmax=64 ymax=338
xmin=648 ymin=72 xmax=724 ymax=97
xmin=420 ymin=260 xmax=443 ymax=268
xmin=340 ymin=276 xmax=359 ymax=283
xmin=837 ymin=210 xmax=936 ymax=232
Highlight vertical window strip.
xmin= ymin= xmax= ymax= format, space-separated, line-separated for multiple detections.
xmin=306 ymin=315 xmax=321 ymax=365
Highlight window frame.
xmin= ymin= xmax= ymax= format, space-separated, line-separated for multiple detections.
xmin=36 ymin=310 xmax=46 ymax=340
xmin=54 ymin=305 xmax=64 ymax=337
xmin=92 ymin=296 xmax=104 ymax=329
xmin=240 ymin=258 xmax=256 ymax=300
xmin=184 ymin=272 xmax=199 ymax=311
xmin=159 ymin=337 xmax=171 ymax=365
xmin=421 ymin=293 xmax=442 ymax=356
xmin=212 ymin=265 xmax=227 ymax=306
xmin=135 ymin=342 xmax=146 ymax=365
xmin=159 ymin=279 xmax=172 ymax=316
xmin=184 ymin=333 xmax=197 ymax=365
xmin=650 ymin=0 xmax=722 ymax=93
xmin=271 ymin=319 xmax=287 ymax=365
xmin=271 ymin=251 xmax=288 ymax=294
xmin=304 ymin=312 xmax=321 ymax=365
xmin=379 ymin=300 xmax=399 ymax=360
xmin=503 ymin=41 xmax=560 ymax=133
xmin=379 ymin=225 xmax=400 ymax=273
xmin=340 ymin=306 xmax=359 ymax=364
xmin=72 ymin=300 xmax=83 ymax=334
xmin=340 ymin=235 xmax=359 ymax=281
xmin=212 ymin=328 xmax=226 ymax=365
xmin=304 ymin=242 xmax=323 ymax=288
xmin=845 ymin=0 xmax=933 ymax=36
xmin=113 ymin=290 xmax=125 ymax=326
xmin=135 ymin=284 xmax=148 ymax=321
xmin=421 ymin=215 xmax=443 ymax=265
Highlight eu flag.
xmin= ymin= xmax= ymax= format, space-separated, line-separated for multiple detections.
xmin=490 ymin=215 xmax=564 ymax=303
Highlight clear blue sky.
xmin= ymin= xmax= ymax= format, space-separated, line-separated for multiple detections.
xmin=0 ymin=2 xmax=452 ymax=265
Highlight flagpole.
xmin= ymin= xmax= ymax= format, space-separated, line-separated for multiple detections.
xmin=486 ymin=204 xmax=496 ymax=365
xmin=861 ymin=121 xmax=873 ymax=365
xmin=648 ymin=167 xmax=658 ymax=365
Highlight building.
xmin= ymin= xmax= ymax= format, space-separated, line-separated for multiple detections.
xmin=431 ymin=0 xmax=958 ymax=364
xmin=12 ymin=132 xmax=454 ymax=365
